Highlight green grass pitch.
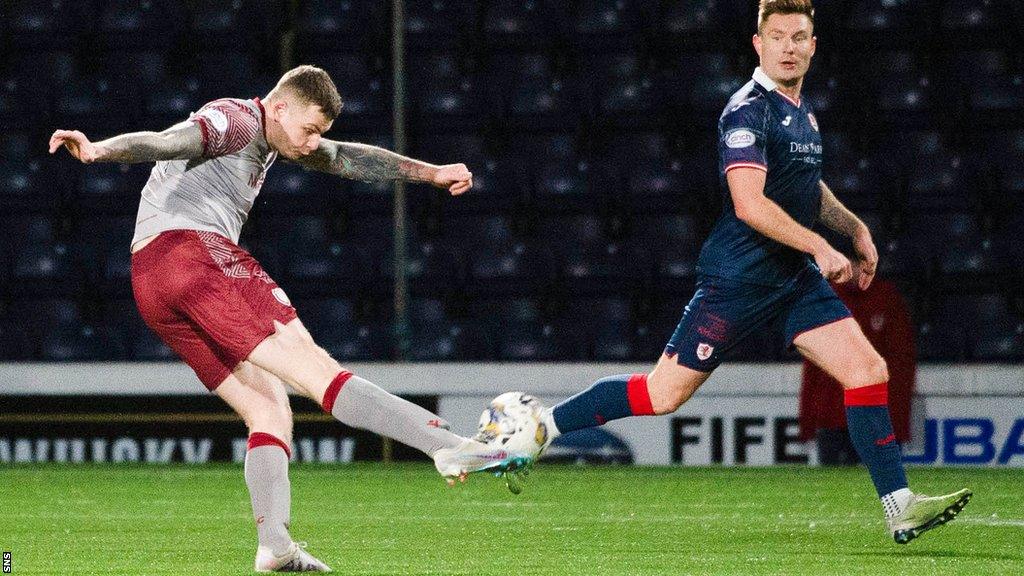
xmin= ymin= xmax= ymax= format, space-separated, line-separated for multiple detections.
xmin=1 ymin=464 xmax=1021 ymax=575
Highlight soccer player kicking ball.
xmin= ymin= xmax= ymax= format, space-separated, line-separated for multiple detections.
xmin=50 ymin=65 xmax=511 ymax=572
xmin=536 ymin=0 xmax=970 ymax=544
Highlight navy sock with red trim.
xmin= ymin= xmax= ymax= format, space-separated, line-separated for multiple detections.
xmin=552 ymin=374 xmax=654 ymax=434
xmin=844 ymin=383 xmax=908 ymax=497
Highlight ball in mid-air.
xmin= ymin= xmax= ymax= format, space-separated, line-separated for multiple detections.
xmin=476 ymin=392 xmax=548 ymax=458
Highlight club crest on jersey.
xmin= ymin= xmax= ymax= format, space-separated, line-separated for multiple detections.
xmin=696 ymin=343 xmax=714 ymax=361
xmin=725 ymin=129 xmax=756 ymax=149
xmin=272 ymin=287 xmax=291 ymax=306
xmin=807 ymin=113 xmax=819 ymax=132
xmin=197 ymin=108 xmax=229 ymax=132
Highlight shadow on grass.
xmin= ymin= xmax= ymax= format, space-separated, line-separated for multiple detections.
xmin=847 ymin=549 xmax=1023 ymax=562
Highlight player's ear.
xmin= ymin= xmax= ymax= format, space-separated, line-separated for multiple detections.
xmin=752 ymin=33 xmax=762 ymax=56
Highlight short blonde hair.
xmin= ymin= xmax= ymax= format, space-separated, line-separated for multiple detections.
xmin=758 ymin=0 xmax=815 ymax=34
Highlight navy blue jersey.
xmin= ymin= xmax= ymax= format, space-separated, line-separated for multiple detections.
xmin=696 ymin=67 xmax=824 ymax=286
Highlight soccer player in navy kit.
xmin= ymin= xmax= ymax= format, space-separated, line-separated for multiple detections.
xmin=537 ymin=0 xmax=971 ymax=543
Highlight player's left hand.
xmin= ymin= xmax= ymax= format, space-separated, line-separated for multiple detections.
xmin=432 ymin=163 xmax=473 ymax=196
xmin=852 ymin=226 xmax=878 ymax=291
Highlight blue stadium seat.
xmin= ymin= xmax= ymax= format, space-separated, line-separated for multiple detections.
xmin=566 ymin=0 xmax=644 ymax=48
xmin=5 ymin=0 xmax=92 ymax=48
xmin=483 ymin=1 xmax=554 ymax=48
xmin=102 ymin=300 xmax=175 ymax=360
xmin=506 ymin=76 xmax=579 ymax=130
xmin=949 ymin=50 xmax=1024 ymax=122
xmin=41 ymin=323 xmax=126 ymax=361
xmin=142 ymin=76 xmax=203 ymax=127
xmin=458 ymin=218 xmax=553 ymax=296
xmin=189 ymin=0 xmax=282 ymax=50
xmin=405 ymin=0 xmax=478 ymax=47
xmin=987 ymin=130 xmax=1024 ymax=206
xmin=514 ymin=134 xmax=593 ymax=210
xmin=971 ymin=318 xmax=1024 ymax=361
xmin=497 ymin=320 xmax=575 ymax=361
xmin=599 ymin=132 xmax=687 ymax=211
xmin=632 ymin=215 xmax=702 ymax=294
xmin=0 ymin=321 xmax=31 ymax=360
xmin=845 ymin=0 xmax=925 ymax=48
xmin=7 ymin=298 xmax=83 ymax=356
xmin=7 ymin=50 xmax=77 ymax=93
xmin=76 ymin=163 xmax=152 ymax=212
xmin=309 ymin=53 xmax=389 ymax=128
xmin=0 ymin=79 xmax=46 ymax=130
xmin=54 ymin=74 xmax=131 ymax=133
xmin=297 ymin=0 xmax=385 ymax=52
xmin=904 ymin=151 xmax=976 ymax=212
xmin=688 ymin=73 xmax=747 ymax=117
xmin=72 ymin=216 xmax=134 ymax=296
xmin=410 ymin=133 xmax=515 ymax=213
xmin=537 ymin=216 xmax=634 ymax=296
xmin=97 ymin=0 xmax=184 ymax=49
xmin=8 ymin=217 xmax=79 ymax=296
xmin=381 ymin=239 xmax=462 ymax=296
xmin=317 ymin=322 xmax=392 ymax=360
xmin=98 ymin=51 xmax=169 ymax=91
xmin=940 ymin=0 xmax=1017 ymax=46
xmin=193 ymin=50 xmax=262 ymax=99
xmin=0 ymin=159 xmax=59 ymax=212
xmin=656 ymin=0 xmax=734 ymax=49
xmin=916 ymin=317 xmax=967 ymax=361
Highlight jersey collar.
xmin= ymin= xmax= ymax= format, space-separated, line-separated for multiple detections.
xmin=752 ymin=67 xmax=801 ymax=108
xmin=253 ymin=97 xmax=268 ymax=137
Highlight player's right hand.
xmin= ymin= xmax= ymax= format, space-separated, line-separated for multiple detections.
xmin=48 ymin=129 xmax=100 ymax=163
xmin=812 ymin=242 xmax=852 ymax=283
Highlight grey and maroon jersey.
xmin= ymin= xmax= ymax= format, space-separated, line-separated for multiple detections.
xmin=132 ymin=97 xmax=277 ymax=246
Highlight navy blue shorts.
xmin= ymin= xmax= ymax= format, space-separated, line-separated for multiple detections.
xmin=665 ymin=266 xmax=852 ymax=372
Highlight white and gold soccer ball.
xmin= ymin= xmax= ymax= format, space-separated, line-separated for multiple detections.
xmin=475 ymin=392 xmax=548 ymax=459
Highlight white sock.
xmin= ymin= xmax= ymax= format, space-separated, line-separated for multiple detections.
xmin=881 ymin=488 xmax=914 ymax=519
xmin=542 ymin=408 xmax=561 ymax=443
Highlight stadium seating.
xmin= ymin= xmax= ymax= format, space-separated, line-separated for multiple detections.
xmin=1 ymin=0 xmax=1021 ymax=362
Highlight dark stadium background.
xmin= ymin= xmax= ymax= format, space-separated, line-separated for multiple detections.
xmin=1 ymin=0 xmax=1022 ymax=364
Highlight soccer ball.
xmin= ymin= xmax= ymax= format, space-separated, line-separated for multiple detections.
xmin=476 ymin=392 xmax=548 ymax=458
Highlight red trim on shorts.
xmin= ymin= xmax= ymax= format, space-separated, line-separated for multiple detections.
xmin=626 ymin=373 xmax=655 ymax=416
xmin=248 ymin=432 xmax=291 ymax=458
xmin=321 ymin=370 xmax=354 ymax=414
xmin=844 ymin=382 xmax=889 ymax=407
xmin=253 ymin=97 xmax=267 ymax=137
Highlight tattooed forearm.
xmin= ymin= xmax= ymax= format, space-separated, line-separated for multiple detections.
xmin=300 ymin=140 xmax=438 ymax=183
xmin=94 ymin=123 xmax=204 ymax=163
xmin=818 ymin=181 xmax=865 ymax=238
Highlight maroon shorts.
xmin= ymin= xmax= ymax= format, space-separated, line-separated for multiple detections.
xmin=131 ymin=230 xmax=297 ymax=390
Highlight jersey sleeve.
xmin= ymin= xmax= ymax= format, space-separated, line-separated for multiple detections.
xmin=719 ymin=98 xmax=768 ymax=175
xmin=191 ymin=100 xmax=261 ymax=158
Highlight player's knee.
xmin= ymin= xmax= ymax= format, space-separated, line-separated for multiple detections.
xmin=647 ymin=370 xmax=697 ymax=415
xmin=846 ymin=355 xmax=889 ymax=389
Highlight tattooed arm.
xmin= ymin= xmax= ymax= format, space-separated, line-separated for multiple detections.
xmin=297 ymin=139 xmax=473 ymax=195
xmin=819 ymin=180 xmax=878 ymax=289
xmin=48 ymin=123 xmax=204 ymax=164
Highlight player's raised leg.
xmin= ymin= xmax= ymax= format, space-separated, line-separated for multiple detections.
xmin=216 ymin=362 xmax=331 ymax=572
xmin=793 ymin=317 xmax=971 ymax=543
xmin=244 ymin=318 xmax=513 ymax=480
xmin=543 ymin=353 xmax=712 ymax=443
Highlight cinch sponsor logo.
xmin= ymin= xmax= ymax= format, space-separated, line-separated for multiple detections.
xmin=725 ymin=129 xmax=756 ymax=149
xmin=789 ymin=141 xmax=822 ymax=154
xmin=903 ymin=418 xmax=1024 ymax=466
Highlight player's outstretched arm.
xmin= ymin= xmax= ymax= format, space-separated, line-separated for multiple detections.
xmin=819 ymin=180 xmax=877 ymax=289
xmin=48 ymin=123 xmax=204 ymax=164
xmin=297 ymin=139 xmax=473 ymax=195
xmin=727 ymin=167 xmax=852 ymax=283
